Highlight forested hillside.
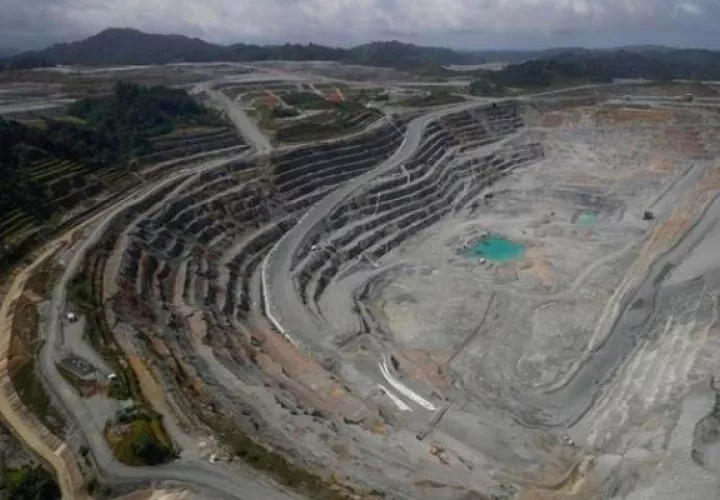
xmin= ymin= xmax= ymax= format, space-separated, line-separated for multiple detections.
xmin=470 ymin=58 xmax=612 ymax=92
xmin=542 ymin=49 xmax=720 ymax=81
xmin=0 ymin=82 xmax=223 ymax=265
xmin=465 ymin=49 xmax=720 ymax=93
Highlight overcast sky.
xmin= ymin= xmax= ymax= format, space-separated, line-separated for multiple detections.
xmin=1 ymin=0 xmax=719 ymax=53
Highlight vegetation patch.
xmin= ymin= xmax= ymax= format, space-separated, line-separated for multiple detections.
xmin=68 ymin=82 xmax=224 ymax=161
xmin=1 ymin=465 xmax=61 ymax=500
xmin=67 ymin=272 xmax=140 ymax=402
xmin=24 ymin=261 xmax=63 ymax=298
xmin=396 ymin=91 xmax=466 ymax=107
xmin=0 ymin=82 xmax=228 ymax=269
xmin=8 ymin=294 xmax=67 ymax=438
xmin=68 ymin=263 xmax=176 ymax=464
xmin=56 ymin=363 xmax=100 ymax=398
xmin=282 ymin=92 xmax=335 ymax=110
xmin=273 ymin=102 xmax=381 ymax=143
xmin=105 ymin=412 xmax=177 ymax=466
xmin=458 ymin=59 xmax=613 ymax=93
xmin=271 ymin=106 xmax=301 ymax=119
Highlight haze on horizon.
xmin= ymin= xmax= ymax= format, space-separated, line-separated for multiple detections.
xmin=1 ymin=0 xmax=719 ymax=54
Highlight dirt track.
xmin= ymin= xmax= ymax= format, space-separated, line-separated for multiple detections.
xmin=0 ymin=241 xmax=86 ymax=499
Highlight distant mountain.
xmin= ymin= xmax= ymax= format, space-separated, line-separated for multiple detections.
xmin=4 ymin=28 xmax=720 ymax=82
xmin=348 ymin=40 xmax=470 ymax=67
xmin=1 ymin=28 xmax=472 ymax=69
xmin=0 ymin=28 xmax=571 ymax=71
xmin=9 ymin=28 xmax=223 ymax=65
xmin=0 ymin=30 xmax=508 ymax=69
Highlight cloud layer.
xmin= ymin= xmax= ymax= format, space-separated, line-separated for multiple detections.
xmin=2 ymin=0 xmax=719 ymax=51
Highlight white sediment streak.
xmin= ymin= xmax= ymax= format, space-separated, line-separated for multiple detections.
xmin=377 ymin=384 xmax=412 ymax=411
xmin=379 ymin=356 xmax=436 ymax=411
xmin=260 ymin=253 xmax=299 ymax=347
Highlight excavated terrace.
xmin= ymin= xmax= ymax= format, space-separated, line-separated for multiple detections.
xmin=83 ymin=97 xmax=720 ymax=499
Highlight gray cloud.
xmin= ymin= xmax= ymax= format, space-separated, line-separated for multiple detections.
xmin=1 ymin=0 xmax=719 ymax=52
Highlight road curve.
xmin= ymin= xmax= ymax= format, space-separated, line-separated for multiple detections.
xmin=38 ymin=171 xmax=300 ymax=499
xmin=262 ymin=99 xmax=503 ymax=347
xmin=0 ymin=243 xmax=86 ymax=498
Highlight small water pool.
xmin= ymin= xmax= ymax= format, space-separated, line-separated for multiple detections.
xmin=576 ymin=211 xmax=598 ymax=226
xmin=466 ymin=235 xmax=525 ymax=261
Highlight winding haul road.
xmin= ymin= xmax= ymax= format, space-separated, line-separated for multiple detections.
xmin=262 ymin=99 xmax=503 ymax=347
xmin=36 ymin=169 xmax=300 ymax=499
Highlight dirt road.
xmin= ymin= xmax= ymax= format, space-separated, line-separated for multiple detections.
xmin=0 ymin=241 xmax=86 ymax=499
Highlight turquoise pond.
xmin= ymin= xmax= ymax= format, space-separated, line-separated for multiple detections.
xmin=466 ymin=235 xmax=525 ymax=261
xmin=576 ymin=211 xmax=598 ymax=226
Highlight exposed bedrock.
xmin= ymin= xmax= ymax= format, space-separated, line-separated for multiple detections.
xmin=43 ymin=82 xmax=720 ymax=500
xmin=286 ymin=106 xmax=542 ymax=347
xmin=94 ymin=100 xmax=674 ymax=497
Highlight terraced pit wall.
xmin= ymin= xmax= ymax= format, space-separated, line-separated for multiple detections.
xmin=69 ymin=101 xmax=552 ymax=499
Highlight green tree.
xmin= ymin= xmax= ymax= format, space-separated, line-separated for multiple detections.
xmin=3 ymin=465 xmax=60 ymax=500
xmin=130 ymin=423 xmax=176 ymax=465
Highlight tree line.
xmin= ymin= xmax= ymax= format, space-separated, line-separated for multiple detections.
xmin=0 ymin=82 xmax=220 ymax=227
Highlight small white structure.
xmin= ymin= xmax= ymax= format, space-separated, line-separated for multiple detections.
xmin=66 ymin=311 xmax=77 ymax=322
xmin=107 ymin=373 xmax=118 ymax=382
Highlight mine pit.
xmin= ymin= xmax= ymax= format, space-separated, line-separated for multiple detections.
xmin=10 ymin=77 xmax=720 ymax=500
xmin=125 ymin=99 xmax=720 ymax=497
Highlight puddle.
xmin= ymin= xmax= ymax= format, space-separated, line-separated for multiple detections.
xmin=466 ymin=234 xmax=525 ymax=261
xmin=575 ymin=211 xmax=598 ymax=226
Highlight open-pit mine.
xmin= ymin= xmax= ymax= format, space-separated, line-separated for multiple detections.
xmin=4 ymin=69 xmax=720 ymax=500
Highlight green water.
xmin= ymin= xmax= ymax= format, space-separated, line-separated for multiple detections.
xmin=467 ymin=235 xmax=525 ymax=261
xmin=576 ymin=211 xmax=598 ymax=226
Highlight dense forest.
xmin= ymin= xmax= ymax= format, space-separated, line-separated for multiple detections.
xmin=67 ymin=82 xmax=219 ymax=164
xmin=540 ymin=49 xmax=720 ymax=81
xmin=466 ymin=49 xmax=720 ymax=91
xmin=0 ymin=82 xmax=218 ymax=233
xmin=0 ymin=464 xmax=61 ymax=500
xmin=468 ymin=58 xmax=612 ymax=92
